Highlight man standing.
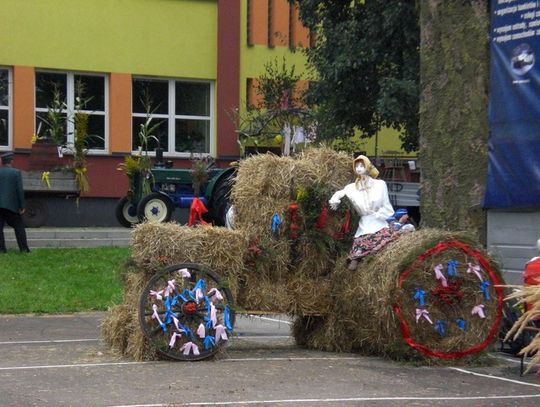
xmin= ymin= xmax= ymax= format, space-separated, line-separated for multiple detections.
xmin=0 ymin=152 xmax=30 ymax=253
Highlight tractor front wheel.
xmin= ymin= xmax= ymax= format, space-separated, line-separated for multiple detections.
xmin=137 ymin=193 xmax=174 ymax=223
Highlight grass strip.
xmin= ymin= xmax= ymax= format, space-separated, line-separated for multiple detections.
xmin=0 ymin=247 xmax=129 ymax=314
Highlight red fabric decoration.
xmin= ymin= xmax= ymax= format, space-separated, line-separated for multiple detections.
xmin=188 ymin=197 xmax=209 ymax=227
xmin=393 ymin=240 xmax=504 ymax=359
xmin=288 ymin=203 xmax=302 ymax=239
xmin=333 ymin=210 xmax=351 ymax=240
xmin=430 ymin=280 xmax=464 ymax=306
xmin=315 ymin=204 xmax=328 ymax=230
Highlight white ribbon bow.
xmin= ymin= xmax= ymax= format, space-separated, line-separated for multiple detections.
xmin=177 ymin=268 xmax=191 ymax=278
xmin=149 ymin=290 xmax=163 ymax=301
xmin=434 ymin=264 xmax=448 ymax=287
xmin=169 ymin=331 xmax=183 ymax=348
xmin=208 ymin=288 xmax=224 ymax=302
xmin=214 ymin=324 xmax=228 ymax=344
xmin=210 ymin=303 xmax=217 ymax=328
xmin=151 ymin=304 xmax=164 ymax=326
xmin=467 ymin=263 xmax=483 ymax=281
xmin=180 ymin=341 xmax=200 ymax=356
xmin=197 ymin=323 xmax=206 ymax=338
xmin=471 ymin=304 xmax=486 ymax=319
xmin=415 ymin=308 xmax=433 ymax=324
xmin=163 ymin=279 xmax=176 ymax=297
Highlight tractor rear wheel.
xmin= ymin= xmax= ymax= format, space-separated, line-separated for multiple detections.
xmin=115 ymin=196 xmax=139 ymax=228
xmin=137 ymin=193 xmax=174 ymax=223
xmin=209 ymin=173 xmax=235 ymax=226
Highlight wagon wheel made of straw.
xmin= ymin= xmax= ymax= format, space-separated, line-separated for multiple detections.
xmin=139 ymin=263 xmax=236 ymax=361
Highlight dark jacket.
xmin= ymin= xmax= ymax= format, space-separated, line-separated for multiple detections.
xmin=0 ymin=166 xmax=25 ymax=213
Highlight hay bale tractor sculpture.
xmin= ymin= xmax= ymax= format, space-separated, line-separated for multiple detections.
xmin=104 ymin=148 xmax=505 ymax=363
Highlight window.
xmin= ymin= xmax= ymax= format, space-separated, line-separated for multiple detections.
xmin=0 ymin=68 xmax=11 ymax=149
xmin=132 ymin=77 xmax=213 ymax=155
xmin=35 ymin=71 xmax=107 ymax=150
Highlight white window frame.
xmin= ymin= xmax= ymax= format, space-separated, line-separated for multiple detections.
xmin=0 ymin=67 xmax=12 ymax=151
xmin=34 ymin=70 xmax=109 ymax=154
xmin=131 ymin=76 xmax=215 ymax=157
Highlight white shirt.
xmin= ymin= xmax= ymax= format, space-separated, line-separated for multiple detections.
xmin=329 ymin=177 xmax=394 ymax=237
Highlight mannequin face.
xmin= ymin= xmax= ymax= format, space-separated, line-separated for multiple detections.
xmin=355 ymin=162 xmax=367 ymax=176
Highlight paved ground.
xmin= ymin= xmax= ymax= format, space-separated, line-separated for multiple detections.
xmin=0 ymin=312 xmax=539 ymax=407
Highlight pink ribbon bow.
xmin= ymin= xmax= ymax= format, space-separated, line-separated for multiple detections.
xmin=151 ymin=304 xmax=164 ymax=326
xmin=149 ymin=290 xmax=163 ymax=301
xmin=214 ymin=324 xmax=228 ymax=344
xmin=471 ymin=304 xmax=486 ymax=319
xmin=177 ymin=268 xmax=191 ymax=278
xmin=163 ymin=279 xmax=176 ymax=297
xmin=169 ymin=331 xmax=183 ymax=348
xmin=467 ymin=263 xmax=483 ymax=281
xmin=180 ymin=341 xmax=200 ymax=356
xmin=208 ymin=288 xmax=224 ymax=302
xmin=434 ymin=264 xmax=448 ymax=287
xmin=415 ymin=308 xmax=433 ymax=324
xmin=197 ymin=323 xmax=206 ymax=338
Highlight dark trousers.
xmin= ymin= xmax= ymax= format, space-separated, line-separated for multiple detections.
xmin=0 ymin=208 xmax=30 ymax=252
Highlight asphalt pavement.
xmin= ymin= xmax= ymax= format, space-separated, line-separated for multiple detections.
xmin=0 ymin=312 xmax=539 ymax=407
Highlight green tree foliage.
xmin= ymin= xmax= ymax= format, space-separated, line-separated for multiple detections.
xmin=296 ymin=0 xmax=420 ymax=152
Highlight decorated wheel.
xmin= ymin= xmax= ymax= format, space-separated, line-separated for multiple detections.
xmin=139 ymin=263 xmax=236 ymax=361
xmin=393 ymin=240 xmax=504 ymax=359
xmin=137 ymin=193 xmax=174 ymax=223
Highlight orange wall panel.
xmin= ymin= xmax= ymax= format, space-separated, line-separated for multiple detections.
xmin=12 ymin=66 xmax=34 ymax=150
xmin=251 ymin=0 xmax=269 ymax=45
xmin=109 ymin=73 xmax=132 ymax=153
xmin=271 ymin=0 xmax=289 ymax=47
xmin=292 ymin=4 xmax=310 ymax=48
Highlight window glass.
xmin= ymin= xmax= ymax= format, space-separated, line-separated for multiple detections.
xmin=75 ymin=75 xmax=105 ymax=111
xmin=132 ymin=79 xmax=168 ymax=114
xmin=35 ymin=71 xmax=106 ymax=150
xmin=174 ymin=119 xmax=210 ymax=153
xmin=0 ymin=70 xmax=8 ymax=107
xmin=175 ymin=82 xmax=210 ymax=116
xmin=0 ymin=110 xmax=8 ymax=146
xmin=36 ymin=72 xmax=67 ymax=108
xmin=131 ymin=116 xmax=168 ymax=152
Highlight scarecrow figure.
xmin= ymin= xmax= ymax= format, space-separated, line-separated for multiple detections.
xmin=329 ymin=155 xmax=395 ymax=270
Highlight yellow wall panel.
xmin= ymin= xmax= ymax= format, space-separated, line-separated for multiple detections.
xmin=0 ymin=0 xmax=217 ymax=79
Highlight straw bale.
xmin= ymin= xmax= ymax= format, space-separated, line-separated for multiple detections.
xmin=131 ymin=222 xmax=249 ymax=297
xmin=293 ymin=229 xmax=504 ymax=360
xmin=237 ymin=273 xmax=290 ymax=313
xmin=285 ymin=273 xmax=333 ymax=317
xmin=293 ymin=147 xmax=353 ymax=192
xmin=231 ymin=153 xmax=297 ymax=238
xmin=101 ymin=272 xmax=155 ymax=360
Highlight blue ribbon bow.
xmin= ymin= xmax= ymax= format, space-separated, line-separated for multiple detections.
xmin=163 ymin=297 xmax=178 ymax=325
xmin=203 ymin=335 xmax=216 ymax=350
xmin=271 ymin=213 xmax=282 ymax=234
xmin=434 ymin=320 xmax=446 ymax=337
xmin=455 ymin=318 xmax=466 ymax=330
xmin=191 ymin=279 xmax=206 ymax=299
xmin=480 ymin=281 xmax=491 ymax=301
xmin=447 ymin=260 xmax=459 ymax=277
xmin=224 ymin=306 xmax=233 ymax=331
xmin=413 ymin=288 xmax=426 ymax=306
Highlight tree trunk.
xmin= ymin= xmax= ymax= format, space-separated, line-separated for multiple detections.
xmin=419 ymin=0 xmax=489 ymax=243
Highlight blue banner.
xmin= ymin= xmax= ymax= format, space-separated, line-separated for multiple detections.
xmin=485 ymin=0 xmax=540 ymax=208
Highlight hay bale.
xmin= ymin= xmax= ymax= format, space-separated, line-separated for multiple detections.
xmin=231 ymin=154 xmax=297 ymax=238
xmin=293 ymin=147 xmax=352 ymax=192
xmin=131 ymin=223 xmax=249 ymax=297
xmin=101 ymin=272 xmax=155 ymax=360
xmin=293 ymin=229 xmax=504 ymax=360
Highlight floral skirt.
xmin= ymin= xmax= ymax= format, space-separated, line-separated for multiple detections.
xmin=348 ymin=227 xmax=398 ymax=261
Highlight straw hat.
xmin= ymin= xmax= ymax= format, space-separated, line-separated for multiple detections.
xmin=353 ymin=155 xmax=379 ymax=178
